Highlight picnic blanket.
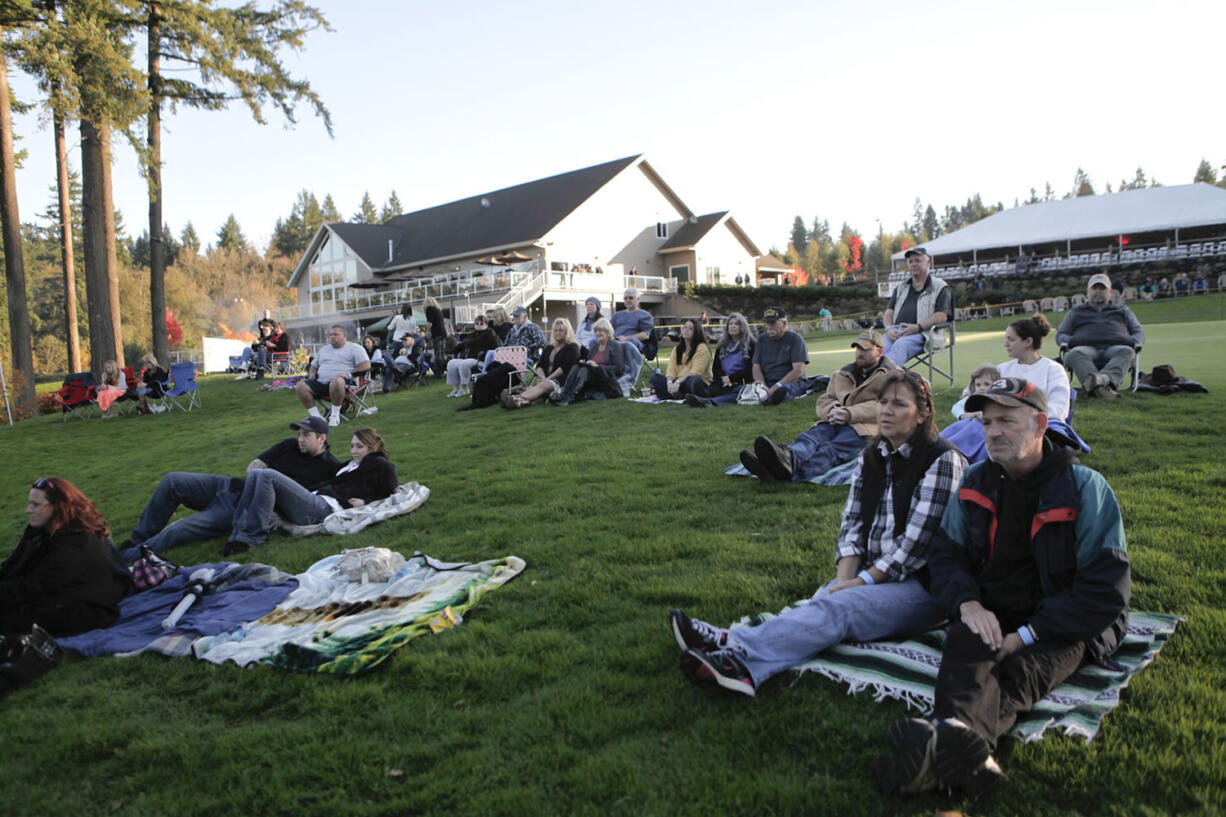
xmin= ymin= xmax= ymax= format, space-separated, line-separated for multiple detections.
xmin=724 ymin=457 xmax=858 ymax=486
xmin=274 ymin=481 xmax=430 ymax=536
xmin=733 ymin=606 xmax=1180 ymax=743
xmin=58 ymin=562 xmax=299 ymax=657
xmin=196 ymin=552 xmax=526 ymax=674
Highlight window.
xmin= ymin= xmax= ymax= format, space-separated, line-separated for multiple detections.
xmin=706 ymin=266 xmax=720 ymax=284
xmin=656 ymin=222 xmax=668 ymax=239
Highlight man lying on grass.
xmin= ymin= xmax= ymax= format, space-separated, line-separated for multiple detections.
xmin=671 ymin=370 xmax=966 ymax=696
xmin=118 ymin=417 xmax=339 ymax=561
xmin=878 ymin=378 xmax=1131 ymax=798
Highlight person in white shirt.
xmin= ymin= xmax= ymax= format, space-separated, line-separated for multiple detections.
xmin=295 ymin=325 xmax=371 ymax=426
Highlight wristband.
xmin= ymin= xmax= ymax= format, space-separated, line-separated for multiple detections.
xmin=856 ymin=570 xmax=875 ymax=586
xmin=1017 ymin=625 xmax=1036 ymax=646
xmin=771 ymin=382 xmax=780 ymax=390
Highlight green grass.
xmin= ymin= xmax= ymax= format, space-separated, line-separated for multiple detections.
xmin=1 ymin=303 xmax=1224 ymax=817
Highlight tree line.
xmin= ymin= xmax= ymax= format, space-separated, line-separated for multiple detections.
xmin=0 ymin=0 xmax=331 ymax=417
xmin=776 ymin=159 xmax=1226 ymax=284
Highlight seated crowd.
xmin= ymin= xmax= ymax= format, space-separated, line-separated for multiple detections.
xmin=8 ymin=272 xmax=1140 ymax=799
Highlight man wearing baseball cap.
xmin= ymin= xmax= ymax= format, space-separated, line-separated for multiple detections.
xmin=740 ymin=330 xmax=897 ymax=482
xmin=878 ymin=377 xmax=1130 ymax=797
xmin=117 ymin=417 xmax=340 ymax=561
xmin=882 ymin=247 xmax=953 ymax=367
xmin=504 ymin=305 xmax=546 ymax=363
xmin=749 ymin=306 xmax=811 ymax=405
xmin=1056 ymin=273 xmax=1144 ymax=398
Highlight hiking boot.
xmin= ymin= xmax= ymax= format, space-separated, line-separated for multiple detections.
xmin=754 ymin=435 xmax=794 ymax=482
xmin=877 ymin=718 xmax=939 ymax=795
xmin=681 ymin=648 xmax=755 ymax=697
xmin=669 ymin=609 xmax=728 ymax=653
xmin=934 ymin=718 xmax=1004 ymax=796
xmin=739 ymin=449 xmax=776 ymax=482
xmin=684 ymin=394 xmax=714 ymax=408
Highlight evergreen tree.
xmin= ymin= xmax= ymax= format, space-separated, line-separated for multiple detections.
xmin=353 ymin=191 xmax=378 ymax=224
xmin=380 ymin=189 xmax=403 ymax=223
xmin=922 ymin=205 xmax=939 ymax=240
xmin=320 ymin=193 xmax=340 ymax=222
xmin=271 ymin=189 xmax=322 ymax=257
xmin=1193 ymin=159 xmax=1218 ymax=185
xmin=1071 ymin=167 xmax=1095 ymax=197
xmin=179 ymin=221 xmax=200 ymax=252
xmin=789 ymin=215 xmax=808 ymax=257
xmin=215 ymin=214 xmax=248 ymax=252
xmin=0 ymin=34 xmax=36 ymax=413
xmin=1043 ymin=182 xmax=1055 ymax=201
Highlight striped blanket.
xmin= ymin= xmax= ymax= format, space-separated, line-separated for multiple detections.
xmin=733 ymin=607 xmax=1179 ymax=742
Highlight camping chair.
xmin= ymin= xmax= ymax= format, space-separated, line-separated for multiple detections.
xmin=318 ymin=375 xmax=376 ymax=422
xmin=903 ymin=319 xmax=956 ymax=388
xmin=487 ymin=345 xmax=535 ymax=393
xmin=164 ymin=362 xmax=202 ymax=411
xmin=54 ymin=371 xmax=100 ymax=421
xmin=621 ymin=341 xmax=645 ymax=397
xmin=115 ymin=366 xmax=143 ymax=415
xmin=1059 ymin=345 xmax=1141 ymax=394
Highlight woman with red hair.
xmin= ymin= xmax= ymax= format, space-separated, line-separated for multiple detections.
xmin=0 ymin=477 xmax=130 ymax=637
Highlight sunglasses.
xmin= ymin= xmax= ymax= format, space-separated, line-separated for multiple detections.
xmin=32 ymin=477 xmax=58 ymax=496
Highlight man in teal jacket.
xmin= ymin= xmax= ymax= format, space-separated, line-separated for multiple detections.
xmin=878 ymin=377 xmax=1130 ymax=797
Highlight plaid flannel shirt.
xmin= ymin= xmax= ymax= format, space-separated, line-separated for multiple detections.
xmin=835 ymin=441 xmax=966 ymax=582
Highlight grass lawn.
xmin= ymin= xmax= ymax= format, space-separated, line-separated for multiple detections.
xmin=1 ymin=296 xmax=1224 ymax=817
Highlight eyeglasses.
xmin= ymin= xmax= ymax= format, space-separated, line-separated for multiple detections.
xmin=32 ymin=477 xmax=58 ymax=496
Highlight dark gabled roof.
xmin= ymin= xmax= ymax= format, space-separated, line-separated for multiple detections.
xmin=658 ymin=211 xmax=727 ymax=251
xmin=343 ymin=155 xmax=642 ymax=272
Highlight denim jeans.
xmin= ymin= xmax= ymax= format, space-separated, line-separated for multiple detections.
xmin=230 ymin=469 xmax=334 ymax=547
xmin=728 ymin=578 xmax=945 ymax=686
xmin=789 ymin=422 xmax=866 ymax=481
xmin=883 ymin=333 xmax=926 ymax=367
xmin=1063 ymin=344 xmax=1135 ymax=390
xmin=649 ymin=372 xmax=706 ymax=400
xmin=124 ymin=472 xmax=240 ymax=560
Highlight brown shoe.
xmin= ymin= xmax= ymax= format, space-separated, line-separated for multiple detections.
xmin=739 ymin=449 xmax=776 ymax=482
xmin=754 ymin=435 xmax=794 ymax=482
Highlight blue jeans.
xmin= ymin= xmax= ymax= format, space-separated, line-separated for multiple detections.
xmin=124 ymin=472 xmax=240 ymax=560
xmin=789 ymin=423 xmax=866 ymax=481
xmin=230 ymin=469 xmax=334 ymax=547
xmin=1063 ymin=344 xmax=1134 ymax=390
xmin=883 ymin=332 xmax=926 ymax=366
xmin=728 ymin=578 xmax=945 ymax=686
xmin=650 ymin=372 xmax=705 ymax=399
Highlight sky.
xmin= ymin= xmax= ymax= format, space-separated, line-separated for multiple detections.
xmin=9 ymin=0 xmax=1226 ymax=256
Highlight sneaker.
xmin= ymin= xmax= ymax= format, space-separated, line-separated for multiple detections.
xmin=684 ymin=394 xmax=714 ymax=408
xmin=669 ymin=609 xmax=728 ymax=653
xmin=753 ymin=435 xmax=794 ymax=482
xmin=681 ymin=648 xmax=755 ymax=697
xmin=328 ymin=414 xmax=341 ymax=427
xmin=739 ymin=449 xmax=776 ymax=482
xmin=877 ymin=718 xmax=939 ymax=795
xmin=150 ymin=403 xmax=167 ymax=414
xmin=765 ymin=386 xmax=789 ymax=405
xmin=934 ymin=718 xmax=1004 ymax=796
xmin=222 ymin=540 xmax=250 ymax=557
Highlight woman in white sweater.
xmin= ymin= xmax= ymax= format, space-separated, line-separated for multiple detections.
xmin=997 ymin=314 xmax=1070 ymax=422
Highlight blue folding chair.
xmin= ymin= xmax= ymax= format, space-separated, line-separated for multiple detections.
xmin=165 ymin=362 xmax=202 ymax=411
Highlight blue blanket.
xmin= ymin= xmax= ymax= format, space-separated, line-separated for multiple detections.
xmin=58 ymin=562 xmax=298 ymax=657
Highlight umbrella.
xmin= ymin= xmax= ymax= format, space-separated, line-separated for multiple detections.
xmin=495 ymin=250 xmax=532 ymax=265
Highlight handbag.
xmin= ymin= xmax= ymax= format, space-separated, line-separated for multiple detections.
xmin=0 ymin=623 xmax=62 ymax=693
xmin=129 ymin=545 xmax=180 ymax=592
xmin=737 ymin=382 xmax=768 ymax=405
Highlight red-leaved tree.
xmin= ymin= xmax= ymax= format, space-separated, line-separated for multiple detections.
xmin=166 ymin=308 xmax=184 ymax=347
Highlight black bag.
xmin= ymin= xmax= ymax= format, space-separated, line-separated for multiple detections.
xmin=0 ymin=624 xmax=62 ymax=694
xmin=469 ymin=362 xmax=520 ymax=408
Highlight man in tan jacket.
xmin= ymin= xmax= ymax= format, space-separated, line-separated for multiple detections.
xmin=740 ymin=330 xmax=899 ymax=482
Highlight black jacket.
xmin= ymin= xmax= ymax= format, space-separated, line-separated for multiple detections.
xmin=314 ymin=453 xmax=399 ymax=507
xmin=0 ymin=524 xmax=130 ymax=637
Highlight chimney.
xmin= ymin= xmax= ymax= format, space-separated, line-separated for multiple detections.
xmin=386 ymin=240 xmax=394 ymax=264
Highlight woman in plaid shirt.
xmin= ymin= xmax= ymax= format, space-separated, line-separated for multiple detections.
xmin=671 ymin=370 xmax=967 ymax=697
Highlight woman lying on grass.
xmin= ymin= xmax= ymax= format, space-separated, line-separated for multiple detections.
xmin=223 ymin=428 xmax=398 ymax=555
xmin=503 ymin=318 xmax=582 ymax=409
xmin=671 ymin=370 xmax=967 ymax=697
xmin=1 ymin=477 xmax=130 ymax=638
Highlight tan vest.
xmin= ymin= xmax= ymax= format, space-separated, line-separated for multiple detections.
xmin=890 ymin=274 xmax=951 ymax=351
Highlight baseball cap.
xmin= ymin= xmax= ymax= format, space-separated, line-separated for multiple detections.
xmin=1087 ymin=273 xmax=1111 ymax=289
xmin=290 ymin=416 xmax=329 ymax=435
xmin=904 ymin=247 xmax=930 ymax=259
xmin=511 ymin=306 xmax=529 ymax=316
xmin=966 ymin=377 xmax=1048 ymax=414
xmin=762 ymin=306 xmax=787 ymax=322
xmin=851 ymin=330 xmax=884 ymax=350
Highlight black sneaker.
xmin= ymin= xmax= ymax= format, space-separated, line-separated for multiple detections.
xmin=681 ymin=648 xmax=755 ymax=697
xmin=877 ymin=718 xmax=938 ymax=795
xmin=765 ymin=386 xmax=788 ymax=405
xmin=684 ymin=394 xmax=713 ymax=408
xmin=753 ymin=435 xmax=794 ymax=482
xmin=222 ymin=540 xmax=251 ymax=557
xmin=739 ymin=449 xmax=776 ymax=482
xmin=934 ymin=718 xmax=1004 ymax=796
xmin=669 ymin=609 xmax=728 ymax=653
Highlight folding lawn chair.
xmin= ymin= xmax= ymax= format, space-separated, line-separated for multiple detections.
xmin=489 ymin=345 xmax=534 ymax=393
xmin=164 ymin=362 xmax=202 ymax=411
xmin=318 ymin=375 xmax=376 ymax=422
xmin=53 ymin=371 xmax=100 ymax=421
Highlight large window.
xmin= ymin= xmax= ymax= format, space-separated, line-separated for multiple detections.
xmin=306 ymin=232 xmax=366 ymax=315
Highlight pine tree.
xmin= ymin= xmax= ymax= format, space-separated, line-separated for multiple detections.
xmin=922 ymin=205 xmax=939 ymax=240
xmin=320 ymin=193 xmax=340 ymax=222
xmin=0 ymin=34 xmax=36 ymax=413
xmin=271 ymin=189 xmax=323 ymax=257
xmin=179 ymin=221 xmax=200 ymax=252
xmin=380 ymin=189 xmax=403 ymax=223
xmin=353 ymin=191 xmax=378 ymax=224
xmin=215 ymin=214 xmax=248 ymax=252
xmin=1071 ymin=167 xmax=1095 ymax=197
xmin=790 ymin=215 xmax=808 ymax=257
xmin=1193 ymin=159 xmax=1218 ymax=185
